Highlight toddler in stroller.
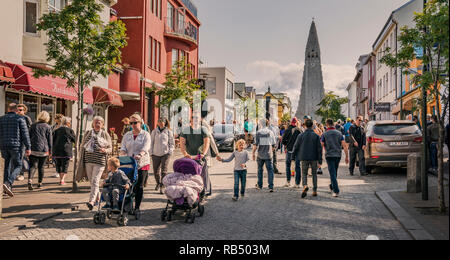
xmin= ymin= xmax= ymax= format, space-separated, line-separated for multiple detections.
xmin=161 ymin=158 xmax=205 ymax=223
xmin=93 ymin=157 xmax=139 ymax=226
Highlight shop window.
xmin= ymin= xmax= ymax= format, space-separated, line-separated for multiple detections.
xmin=23 ymin=95 xmax=38 ymax=123
xmin=5 ymin=92 xmax=20 ymax=113
xmin=41 ymin=98 xmax=55 ymax=125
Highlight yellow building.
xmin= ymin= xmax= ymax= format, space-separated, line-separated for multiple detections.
xmin=262 ymin=87 xmax=292 ymax=125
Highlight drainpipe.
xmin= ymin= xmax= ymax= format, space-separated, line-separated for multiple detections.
xmin=393 ymin=19 xmax=403 ymax=120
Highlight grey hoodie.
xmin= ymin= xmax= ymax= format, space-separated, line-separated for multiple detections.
xmin=150 ymin=127 xmax=175 ymax=157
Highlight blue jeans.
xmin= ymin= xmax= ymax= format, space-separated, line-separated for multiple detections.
xmin=234 ymin=170 xmax=247 ymax=198
xmin=429 ymin=142 xmax=438 ymax=169
xmin=257 ymin=158 xmax=274 ymax=189
xmin=326 ymin=157 xmax=341 ymax=194
xmin=285 ymin=152 xmax=301 ymax=185
xmin=1 ymin=148 xmax=22 ymax=186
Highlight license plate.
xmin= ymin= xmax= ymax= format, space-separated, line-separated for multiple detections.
xmin=390 ymin=142 xmax=408 ymax=146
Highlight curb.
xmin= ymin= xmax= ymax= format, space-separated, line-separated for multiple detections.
xmin=375 ymin=190 xmax=435 ymax=240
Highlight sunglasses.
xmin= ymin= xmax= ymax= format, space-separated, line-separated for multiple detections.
xmin=130 ymin=122 xmax=139 ymax=125
xmin=18 ymin=109 xmax=24 ymax=112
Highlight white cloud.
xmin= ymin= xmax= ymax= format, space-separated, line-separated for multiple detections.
xmin=246 ymin=60 xmax=355 ymax=112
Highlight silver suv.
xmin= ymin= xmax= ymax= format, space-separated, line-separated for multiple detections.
xmin=364 ymin=120 xmax=422 ymax=173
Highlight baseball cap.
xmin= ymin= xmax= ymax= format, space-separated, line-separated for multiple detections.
xmin=303 ymin=115 xmax=312 ymax=120
xmin=291 ymin=117 xmax=298 ymax=126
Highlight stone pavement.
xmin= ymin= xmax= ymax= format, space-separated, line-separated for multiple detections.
xmin=0 ymin=150 xmax=416 ymax=240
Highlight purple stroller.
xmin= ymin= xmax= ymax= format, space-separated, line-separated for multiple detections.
xmin=160 ymin=158 xmax=206 ymax=224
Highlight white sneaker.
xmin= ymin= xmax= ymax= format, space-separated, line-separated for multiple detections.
xmin=54 ymin=173 xmax=60 ymax=178
xmin=293 ymin=184 xmax=300 ymax=189
xmin=16 ymin=175 xmax=24 ymax=181
xmin=332 ymin=193 xmax=339 ymax=198
xmin=284 ymin=182 xmax=291 ymax=188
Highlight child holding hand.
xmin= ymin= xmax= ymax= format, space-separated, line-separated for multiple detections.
xmin=217 ymin=139 xmax=249 ymax=201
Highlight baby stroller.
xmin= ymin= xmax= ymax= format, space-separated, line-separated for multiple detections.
xmin=161 ymin=158 xmax=205 ymax=224
xmin=93 ymin=156 xmax=139 ymax=226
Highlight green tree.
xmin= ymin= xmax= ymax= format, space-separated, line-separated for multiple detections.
xmin=315 ymin=92 xmax=349 ymax=123
xmin=34 ymin=0 xmax=127 ymax=192
xmin=152 ymin=58 xmax=206 ymax=109
xmin=281 ymin=113 xmax=291 ymax=124
xmin=381 ymin=0 xmax=449 ymax=212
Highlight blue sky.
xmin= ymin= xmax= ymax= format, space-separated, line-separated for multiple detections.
xmin=194 ymin=0 xmax=410 ymax=110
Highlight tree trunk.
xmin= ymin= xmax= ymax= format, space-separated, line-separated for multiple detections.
xmin=438 ymin=123 xmax=446 ymax=213
xmin=72 ymin=89 xmax=81 ymax=193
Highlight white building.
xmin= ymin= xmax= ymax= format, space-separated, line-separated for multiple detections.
xmin=372 ymin=0 xmax=423 ymax=120
xmin=199 ymin=67 xmax=235 ymax=124
xmin=346 ymin=81 xmax=357 ymax=120
xmin=0 ymin=0 xmax=117 ymax=129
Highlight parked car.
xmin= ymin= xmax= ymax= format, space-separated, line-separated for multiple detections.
xmin=364 ymin=120 xmax=423 ymax=174
xmin=212 ymin=124 xmax=244 ymax=152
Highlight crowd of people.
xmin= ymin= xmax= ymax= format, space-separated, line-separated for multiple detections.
xmin=2 ymin=101 xmax=449 ymax=208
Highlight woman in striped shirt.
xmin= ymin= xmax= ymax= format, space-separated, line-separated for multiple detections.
xmin=76 ymin=116 xmax=112 ymax=210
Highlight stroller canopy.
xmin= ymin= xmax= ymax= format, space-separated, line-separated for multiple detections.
xmin=173 ymin=158 xmax=202 ymax=176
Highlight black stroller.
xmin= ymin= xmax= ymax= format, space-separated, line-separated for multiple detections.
xmin=93 ymin=157 xmax=140 ymax=226
xmin=161 ymin=158 xmax=205 ymax=224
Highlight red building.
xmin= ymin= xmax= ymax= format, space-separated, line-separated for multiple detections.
xmin=110 ymin=0 xmax=200 ymax=134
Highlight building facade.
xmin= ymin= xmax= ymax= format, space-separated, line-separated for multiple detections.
xmin=199 ymin=67 xmax=235 ymax=125
xmin=346 ymin=81 xmax=357 ymax=120
xmin=110 ymin=0 xmax=200 ymax=132
xmin=0 ymin=0 xmax=120 ymax=132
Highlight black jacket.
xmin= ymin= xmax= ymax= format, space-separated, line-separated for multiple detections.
xmin=348 ymin=124 xmax=366 ymax=149
xmin=281 ymin=125 xmax=302 ymax=152
xmin=30 ymin=121 xmax=52 ymax=153
xmin=292 ymin=129 xmax=323 ymax=164
xmin=52 ymin=126 xmax=76 ymax=157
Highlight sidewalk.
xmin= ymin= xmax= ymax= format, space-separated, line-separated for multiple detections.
xmin=0 ymin=150 xmax=185 ymax=236
xmin=376 ymin=171 xmax=449 ymax=240
xmin=0 ymin=161 xmax=91 ymax=235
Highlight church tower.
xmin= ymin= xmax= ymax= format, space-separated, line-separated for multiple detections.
xmin=295 ymin=20 xmax=325 ymax=122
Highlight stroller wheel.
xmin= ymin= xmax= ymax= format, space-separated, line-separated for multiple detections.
xmin=134 ymin=209 xmax=141 ymax=220
xmin=167 ymin=211 xmax=173 ymax=221
xmin=161 ymin=210 xmax=167 ymax=221
xmin=99 ymin=213 xmax=107 ymax=225
xmin=198 ymin=205 xmax=205 ymax=217
xmin=93 ymin=213 xmax=100 ymax=225
xmin=106 ymin=210 xmax=112 ymax=219
xmin=118 ymin=216 xmax=128 ymax=226
xmin=190 ymin=214 xmax=196 ymax=224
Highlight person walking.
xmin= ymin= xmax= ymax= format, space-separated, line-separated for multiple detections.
xmin=27 ymin=111 xmax=52 ymax=190
xmin=281 ymin=117 xmax=302 ymax=188
xmin=180 ymin=112 xmax=212 ymax=196
xmin=150 ymin=118 xmax=175 ymax=194
xmin=252 ymin=119 xmax=276 ymax=192
xmin=268 ymin=120 xmax=281 ymax=174
xmin=292 ymin=119 xmax=322 ymax=198
xmin=76 ymin=116 xmax=112 ymax=210
xmin=121 ymin=117 xmax=132 ymax=138
xmin=50 ymin=114 xmax=65 ymax=178
xmin=217 ymin=139 xmax=250 ymax=201
xmin=15 ymin=104 xmax=33 ymax=181
xmin=427 ymin=115 xmax=439 ymax=173
xmin=0 ymin=103 xmax=31 ymax=197
xmin=52 ymin=117 xmax=76 ymax=185
xmin=120 ymin=114 xmax=151 ymax=212
xmin=321 ymin=118 xmax=349 ymax=197
xmin=343 ymin=118 xmax=352 ymax=144
xmin=348 ymin=116 xmax=367 ymax=176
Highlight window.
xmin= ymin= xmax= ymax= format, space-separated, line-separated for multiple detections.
xmin=172 ymin=49 xmax=178 ymax=67
xmin=178 ymin=12 xmax=185 ymax=32
xmin=25 ymin=0 xmax=38 ymax=34
xmin=5 ymin=92 xmax=20 ymax=112
xmin=167 ymin=2 xmax=174 ymax=30
xmin=205 ymin=77 xmax=216 ymax=95
xmin=158 ymin=0 xmax=162 ymax=19
xmin=226 ymin=79 xmax=234 ymax=100
xmin=149 ymin=36 xmax=153 ymax=68
xmin=49 ymin=0 xmax=66 ymax=12
xmin=157 ymin=42 xmax=161 ymax=71
xmin=153 ymin=39 xmax=157 ymax=70
xmin=151 ymin=0 xmax=155 ymax=14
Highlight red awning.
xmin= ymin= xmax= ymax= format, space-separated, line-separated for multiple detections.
xmin=92 ymin=86 xmax=123 ymax=107
xmin=0 ymin=61 xmax=15 ymax=83
xmin=6 ymin=63 xmax=93 ymax=104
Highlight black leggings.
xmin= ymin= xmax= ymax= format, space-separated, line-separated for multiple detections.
xmin=28 ymin=155 xmax=48 ymax=183
xmin=134 ymin=169 xmax=148 ymax=209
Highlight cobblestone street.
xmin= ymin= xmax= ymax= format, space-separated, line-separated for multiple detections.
xmin=0 ymin=152 xmax=414 ymax=240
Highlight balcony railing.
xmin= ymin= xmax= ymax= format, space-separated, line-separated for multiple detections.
xmin=164 ymin=18 xmax=198 ymax=46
